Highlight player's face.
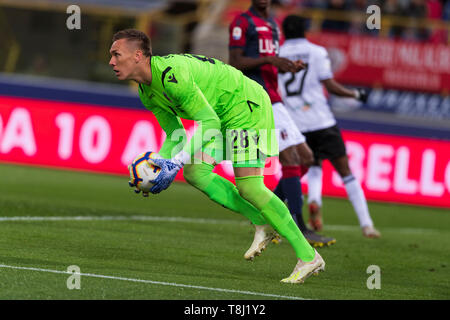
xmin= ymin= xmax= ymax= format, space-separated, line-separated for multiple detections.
xmin=109 ymin=39 xmax=138 ymax=81
xmin=252 ymin=0 xmax=271 ymax=10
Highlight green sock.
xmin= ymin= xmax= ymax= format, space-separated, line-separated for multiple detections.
xmin=235 ymin=175 xmax=315 ymax=262
xmin=183 ymin=162 xmax=267 ymax=225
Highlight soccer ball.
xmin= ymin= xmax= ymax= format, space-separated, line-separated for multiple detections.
xmin=129 ymin=151 xmax=162 ymax=192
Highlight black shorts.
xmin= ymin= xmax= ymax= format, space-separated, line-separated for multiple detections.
xmin=303 ymin=125 xmax=347 ymax=163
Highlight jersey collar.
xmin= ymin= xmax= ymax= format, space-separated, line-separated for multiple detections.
xmin=284 ymin=37 xmax=308 ymax=44
xmin=249 ymin=6 xmax=271 ymax=21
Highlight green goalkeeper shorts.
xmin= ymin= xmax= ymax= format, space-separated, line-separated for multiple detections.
xmin=201 ymin=132 xmax=267 ymax=168
xmin=201 ymin=85 xmax=278 ymax=168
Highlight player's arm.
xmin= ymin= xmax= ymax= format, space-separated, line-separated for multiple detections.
xmin=151 ymin=106 xmax=186 ymax=159
xmin=316 ymin=46 xmax=366 ymax=102
xmin=149 ymin=70 xmax=222 ymax=194
xmin=321 ymin=79 xmax=367 ymax=102
xmin=228 ymin=15 xmax=302 ymax=73
xmin=229 ymin=47 xmax=271 ymax=70
xmin=168 ymin=82 xmax=221 ymax=164
xmin=229 ymin=48 xmax=302 ymax=73
xmin=321 ymin=79 xmax=356 ymax=97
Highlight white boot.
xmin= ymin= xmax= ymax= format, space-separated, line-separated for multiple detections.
xmin=362 ymin=225 xmax=381 ymax=238
xmin=244 ymin=224 xmax=276 ymax=261
xmin=281 ymin=249 xmax=325 ymax=284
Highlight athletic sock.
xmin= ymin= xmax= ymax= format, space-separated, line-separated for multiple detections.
xmin=307 ymin=165 xmax=323 ymax=206
xmin=274 ymin=166 xmax=307 ymax=232
xmin=183 ymin=162 xmax=267 ymax=225
xmin=300 ymin=165 xmax=309 ymax=178
xmin=343 ymin=174 xmax=374 ymax=228
xmin=235 ymin=175 xmax=315 ymax=262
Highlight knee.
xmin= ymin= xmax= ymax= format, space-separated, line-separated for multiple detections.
xmin=235 ymin=180 xmax=251 ymax=200
xmin=236 ymin=177 xmax=272 ymax=210
xmin=235 ymin=178 xmax=262 ymax=204
xmin=279 ymin=146 xmax=300 ymax=166
xmin=338 ymin=167 xmax=352 ymax=178
xmin=296 ymin=143 xmax=314 ymax=167
xmin=332 ymin=157 xmax=351 ymax=177
xmin=302 ymin=152 xmax=314 ymax=167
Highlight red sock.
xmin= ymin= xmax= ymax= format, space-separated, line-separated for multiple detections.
xmin=281 ymin=165 xmax=309 ymax=179
xmin=300 ymin=165 xmax=309 ymax=178
xmin=281 ymin=166 xmax=301 ymax=179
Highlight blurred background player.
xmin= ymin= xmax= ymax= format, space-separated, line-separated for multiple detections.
xmin=228 ymin=0 xmax=336 ymax=247
xmin=110 ymin=29 xmax=325 ymax=283
xmin=278 ymin=15 xmax=381 ymax=238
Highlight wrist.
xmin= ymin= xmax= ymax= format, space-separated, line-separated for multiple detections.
xmin=263 ymin=56 xmax=273 ymax=65
xmin=173 ymin=150 xmax=190 ymax=167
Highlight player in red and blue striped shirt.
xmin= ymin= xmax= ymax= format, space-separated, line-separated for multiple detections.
xmin=229 ymin=0 xmax=336 ymax=248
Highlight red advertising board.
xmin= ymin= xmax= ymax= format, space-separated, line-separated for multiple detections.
xmin=317 ymin=131 xmax=450 ymax=208
xmin=307 ymin=32 xmax=450 ymax=93
xmin=0 ymin=96 xmax=449 ymax=208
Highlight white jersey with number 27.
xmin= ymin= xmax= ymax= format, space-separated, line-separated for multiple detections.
xmin=278 ymin=38 xmax=336 ymax=133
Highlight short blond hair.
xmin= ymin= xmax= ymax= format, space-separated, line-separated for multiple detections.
xmin=112 ymin=29 xmax=152 ymax=57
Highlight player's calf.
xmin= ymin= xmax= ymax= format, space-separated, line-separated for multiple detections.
xmin=308 ymin=201 xmax=323 ymax=231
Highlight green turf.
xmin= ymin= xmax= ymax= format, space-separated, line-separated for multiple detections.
xmin=0 ymin=163 xmax=448 ymax=299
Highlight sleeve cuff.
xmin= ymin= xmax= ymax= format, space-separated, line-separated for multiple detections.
xmin=173 ymin=150 xmax=191 ymax=166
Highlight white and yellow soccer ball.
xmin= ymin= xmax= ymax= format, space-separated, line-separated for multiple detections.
xmin=128 ymin=152 xmax=162 ymax=193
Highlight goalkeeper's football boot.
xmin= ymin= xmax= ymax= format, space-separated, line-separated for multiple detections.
xmin=362 ymin=226 xmax=381 ymax=238
xmin=308 ymin=201 xmax=323 ymax=231
xmin=281 ymin=249 xmax=325 ymax=284
xmin=304 ymin=228 xmax=336 ymax=248
xmin=244 ymin=225 xmax=276 ymax=260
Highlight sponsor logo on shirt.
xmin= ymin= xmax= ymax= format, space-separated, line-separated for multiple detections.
xmin=255 ymin=26 xmax=270 ymax=32
xmin=259 ymin=39 xmax=278 ymax=54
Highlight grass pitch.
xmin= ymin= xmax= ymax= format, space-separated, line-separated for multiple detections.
xmin=0 ymin=163 xmax=448 ymax=300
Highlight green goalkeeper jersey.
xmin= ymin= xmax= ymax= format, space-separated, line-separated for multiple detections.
xmin=138 ymin=53 xmax=277 ymax=162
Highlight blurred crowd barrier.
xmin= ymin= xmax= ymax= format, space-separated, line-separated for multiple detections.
xmin=1 ymin=0 xmax=449 ymax=81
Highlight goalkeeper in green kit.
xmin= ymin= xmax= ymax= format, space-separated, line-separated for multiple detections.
xmin=109 ymin=29 xmax=324 ymax=283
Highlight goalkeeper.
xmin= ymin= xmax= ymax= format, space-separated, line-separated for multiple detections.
xmin=109 ymin=29 xmax=324 ymax=284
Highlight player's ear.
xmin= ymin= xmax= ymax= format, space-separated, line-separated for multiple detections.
xmin=134 ymin=50 xmax=143 ymax=63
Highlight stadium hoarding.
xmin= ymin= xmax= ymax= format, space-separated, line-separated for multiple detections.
xmin=330 ymin=87 xmax=450 ymax=122
xmin=0 ymin=95 xmax=449 ymax=208
xmin=307 ymin=32 xmax=450 ymax=93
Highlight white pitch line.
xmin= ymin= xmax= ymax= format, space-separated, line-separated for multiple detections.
xmin=0 ymin=215 xmax=445 ymax=234
xmin=0 ymin=264 xmax=307 ymax=300
xmin=0 ymin=215 xmax=244 ymax=225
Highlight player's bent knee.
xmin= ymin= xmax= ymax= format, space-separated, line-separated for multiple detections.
xmin=235 ymin=178 xmax=251 ymax=196
xmin=236 ymin=185 xmax=254 ymax=204
xmin=279 ymin=146 xmax=300 ymax=166
xmin=235 ymin=177 xmax=268 ymax=206
xmin=332 ymin=157 xmax=351 ymax=177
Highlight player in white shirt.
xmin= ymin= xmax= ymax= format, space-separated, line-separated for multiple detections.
xmin=278 ymin=15 xmax=380 ymax=238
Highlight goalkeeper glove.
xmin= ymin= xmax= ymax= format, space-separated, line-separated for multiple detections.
xmin=149 ymin=151 xmax=190 ymax=194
